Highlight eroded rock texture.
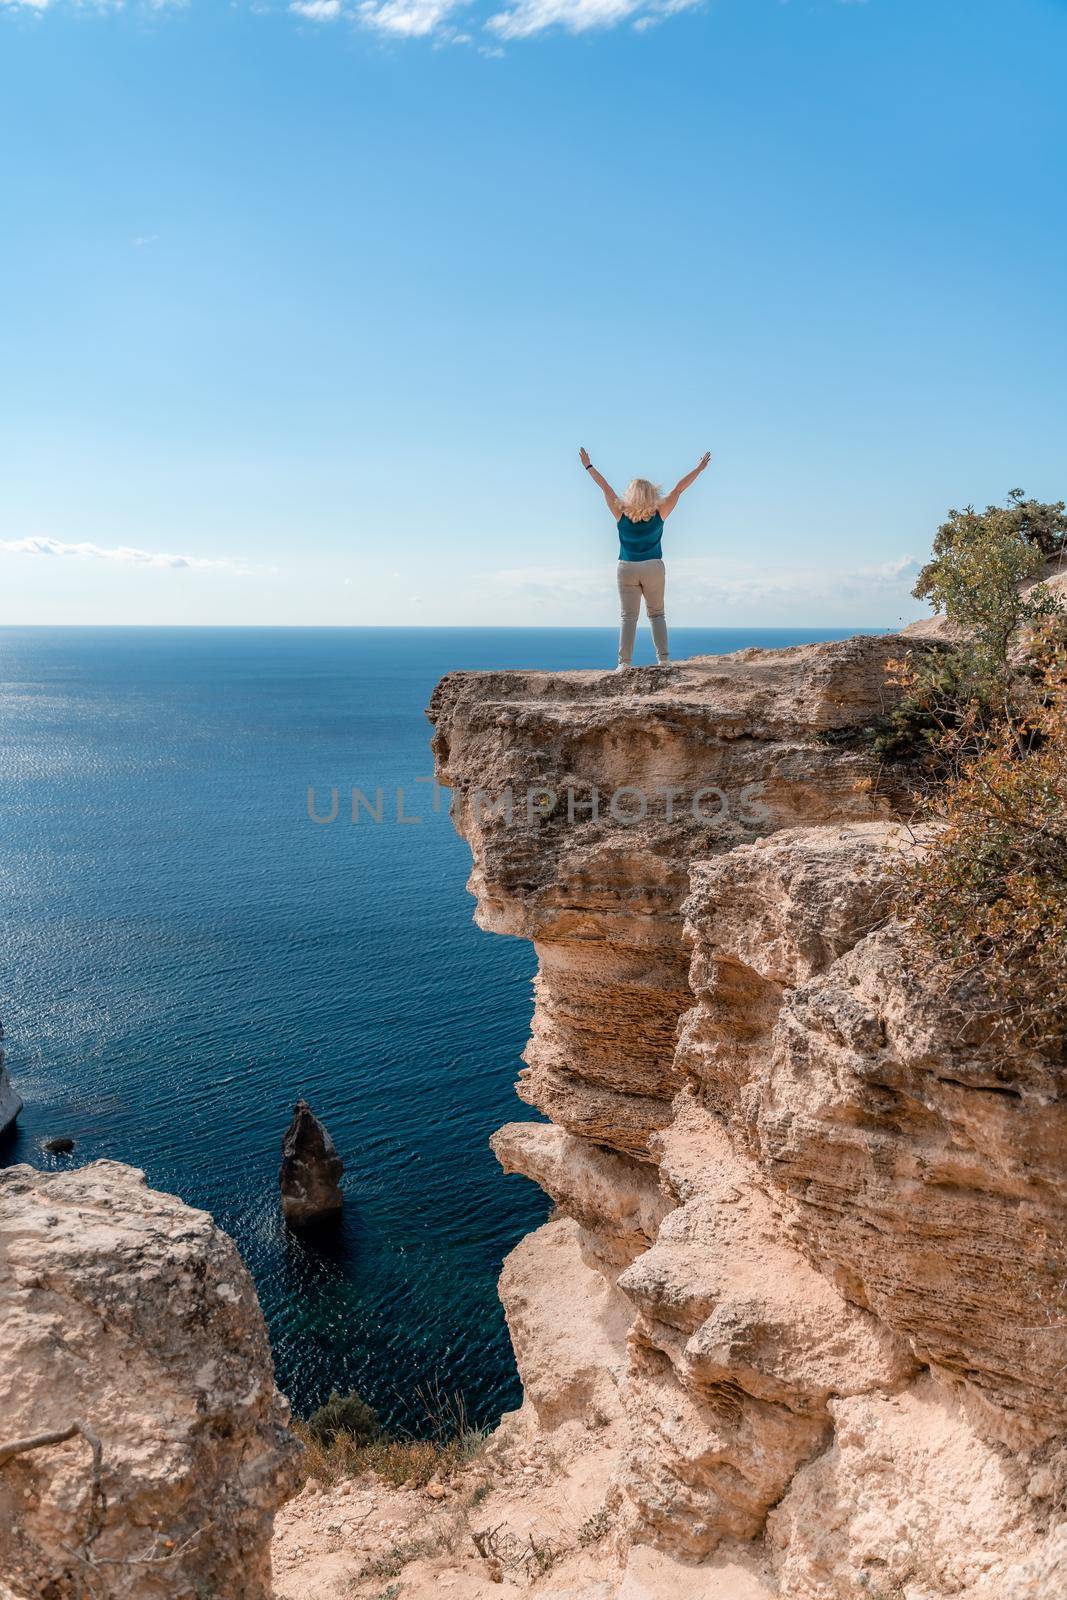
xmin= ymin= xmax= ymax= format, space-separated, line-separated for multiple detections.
xmin=0 ymin=1160 xmax=298 ymax=1599
xmin=430 ymin=639 xmax=904 ymax=1165
xmin=280 ymin=1098 xmax=345 ymax=1225
xmin=428 ymin=638 xmax=1067 ymax=1597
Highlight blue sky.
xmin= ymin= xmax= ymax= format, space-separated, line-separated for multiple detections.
xmin=1 ymin=0 xmax=1064 ymax=626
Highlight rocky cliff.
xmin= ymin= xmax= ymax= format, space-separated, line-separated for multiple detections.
xmin=424 ymin=638 xmax=1067 ymax=1599
xmin=0 ymin=1161 xmax=298 ymax=1599
xmin=6 ymin=638 xmax=1063 ymax=1600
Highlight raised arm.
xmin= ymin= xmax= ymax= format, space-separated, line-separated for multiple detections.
xmin=659 ymin=451 xmax=712 ymax=518
xmin=579 ymin=447 xmax=620 ymax=518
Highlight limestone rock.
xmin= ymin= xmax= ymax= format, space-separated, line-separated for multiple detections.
xmin=0 ymin=1018 xmax=21 ymax=1136
xmin=422 ymin=638 xmax=1065 ymax=1598
xmin=492 ymin=1121 xmax=672 ymax=1265
xmin=981 ymin=1522 xmax=1067 ymax=1600
xmin=617 ymin=1104 xmax=915 ymax=1555
xmin=759 ymin=921 xmax=1067 ymax=1436
xmin=0 ymin=1160 xmax=299 ymax=1599
xmin=766 ymin=1375 xmax=1049 ymax=1599
xmin=279 ymin=1099 xmax=345 ymax=1225
xmin=497 ymin=1216 xmax=631 ymax=1431
xmin=676 ymin=822 xmax=915 ymax=1140
xmin=429 ymin=639 xmax=918 ymax=1162
xmin=675 ymin=818 xmax=1067 ymax=1437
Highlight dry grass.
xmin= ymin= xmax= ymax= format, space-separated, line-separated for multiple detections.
xmin=292 ymin=1380 xmax=489 ymax=1490
xmin=292 ymin=1421 xmax=488 ymax=1489
xmin=353 ymin=1520 xmax=460 ymax=1582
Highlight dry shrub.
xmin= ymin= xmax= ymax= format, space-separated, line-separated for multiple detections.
xmin=292 ymin=1423 xmax=486 ymax=1489
xmin=292 ymin=1384 xmax=487 ymax=1489
xmin=303 ymin=1389 xmax=379 ymax=1448
xmin=899 ymin=647 xmax=1067 ymax=1058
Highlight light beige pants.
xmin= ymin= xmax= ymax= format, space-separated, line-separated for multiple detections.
xmin=617 ymin=559 xmax=669 ymax=665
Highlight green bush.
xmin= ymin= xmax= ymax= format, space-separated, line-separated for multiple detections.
xmin=869 ymin=647 xmax=968 ymax=769
xmin=304 ymin=1389 xmax=380 ymax=1448
xmin=870 ymin=492 xmax=1066 ymax=775
xmin=897 ymin=647 xmax=1067 ymax=1058
xmin=913 ymin=489 xmax=1063 ymax=690
xmin=888 ymin=488 xmax=1067 ymax=1055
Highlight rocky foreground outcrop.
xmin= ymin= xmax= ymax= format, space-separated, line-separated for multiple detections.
xmin=0 ymin=1161 xmax=298 ymax=1599
xmin=419 ymin=638 xmax=1067 ymax=1599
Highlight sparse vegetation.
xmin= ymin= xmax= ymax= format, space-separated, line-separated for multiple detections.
xmin=881 ymin=490 xmax=1067 ymax=1057
xmin=356 ymin=1526 xmax=457 ymax=1583
xmin=870 ymin=491 xmax=1066 ymax=775
xmin=897 ymin=643 xmax=1067 ymax=1058
xmin=304 ymin=1389 xmax=381 ymax=1448
xmin=471 ymin=1522 xmax=562 ymax=1579
xmin=293 ymin=1385 xmax=488 ymax=1489
xmin=294 ymin=1424 xmax=488 ymax=1489
xmin=913 ymin=489 xmax=1064 ymax=681
xmin=577 ymin=1506 xmax=612 ymax=1545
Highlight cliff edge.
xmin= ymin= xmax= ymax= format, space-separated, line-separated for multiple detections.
xmin=415 ymin=638 xmax=1066 ymax=1599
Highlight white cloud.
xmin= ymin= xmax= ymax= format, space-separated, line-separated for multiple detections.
xmin=2 ymin=0 xmax=191 ymax=11
xmin=865 ymin=555 xmax=920 ymax=581
xmin=1 ymin=0 xmax=701 ymax=37
xmin=487 ymin=0 xmax=635 ymax=38
xmin=290 ymin=0 xmax=342 ymax=17
xmin=632 ymin=0 xmax=700 ymax=30
xmin=2 ymin=0 xmax=185 ymax=10
xmin=356 ymin=0 xmax=464 ymax=35
xmin=0 ymin=536 xmax=269 ymax=577
xmin=486 ymin=0 xmax=698 ymax=37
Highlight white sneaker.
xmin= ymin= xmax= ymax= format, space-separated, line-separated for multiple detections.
xmin=614 ymin=664 xmax=631 ymax=673
xmin=654 ymin=659 xmax=671 ymax=668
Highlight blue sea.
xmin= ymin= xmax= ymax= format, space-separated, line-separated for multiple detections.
xmin=0 ymin=625 xmax=874 ymax=1433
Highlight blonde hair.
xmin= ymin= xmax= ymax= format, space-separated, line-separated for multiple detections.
xmin=619 ymin=478 xmax=661 ymax=522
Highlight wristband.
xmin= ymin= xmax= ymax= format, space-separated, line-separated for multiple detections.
xmin=584 ymin=463 xmax=594 ymax=471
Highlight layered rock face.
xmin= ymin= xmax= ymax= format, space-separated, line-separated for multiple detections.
xmin=428 ymin=639 xmax=1067 ymax=1597
xmin=430 ymin=639 xmax=905 ymax=1166
xmin=0 ymin=1161 xmax=299 ymax=1599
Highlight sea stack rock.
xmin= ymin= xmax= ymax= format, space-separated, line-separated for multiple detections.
xmin=0 ymin=1017 xmax=22 ymax=1136
xmin=279 ymin=1099 xmax=344 ymax=1226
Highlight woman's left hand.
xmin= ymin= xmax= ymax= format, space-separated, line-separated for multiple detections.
xmin=579 ymin=447 xmax=591 ymax=469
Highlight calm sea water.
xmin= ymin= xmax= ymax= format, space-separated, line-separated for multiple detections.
xmin=0 ymin=625 xmax=874 ymax=1432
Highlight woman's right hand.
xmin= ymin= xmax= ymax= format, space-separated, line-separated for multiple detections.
xmin=696 ymin=451 xmax=711 ymax=472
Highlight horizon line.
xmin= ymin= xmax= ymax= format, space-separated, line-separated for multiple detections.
xmin=0 ymin=621 xmax=904 ymax=632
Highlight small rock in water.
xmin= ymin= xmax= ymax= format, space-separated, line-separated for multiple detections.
xmin=42 ymin=1136 xmax=75 ymax=1155
xmin=279 ymin=1100 xmax=344 ymax=1226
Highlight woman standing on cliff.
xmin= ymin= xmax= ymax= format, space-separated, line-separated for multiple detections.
xmin=579 ymin=447 xmax=712 ymax=670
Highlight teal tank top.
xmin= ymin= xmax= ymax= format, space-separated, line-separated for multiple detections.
xmin=617 ymin=511 xmax=664 ymax=562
